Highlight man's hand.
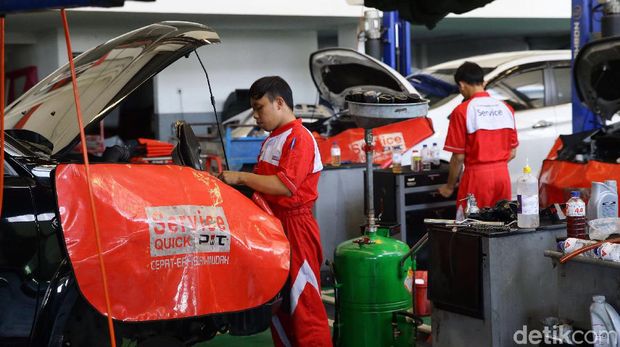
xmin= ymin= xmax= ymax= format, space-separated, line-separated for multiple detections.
xmin=219 ymin=171 xmax=245 ymax=185
xmin=218 ymin=171 xmax=292 ymax=196
xmin=438 ymin=184 xmax=455 ymax=198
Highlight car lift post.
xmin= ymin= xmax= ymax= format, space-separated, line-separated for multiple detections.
xmin=571 ymin=0 xmax=604 ymax=132
xmin=382 ymin=11 xmax=412 ymax=77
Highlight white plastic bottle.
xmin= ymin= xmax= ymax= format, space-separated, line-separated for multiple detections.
xmin=392 ymin=146 xmax=403 ymax=174
xmin=421 ymin=144 xmax=431 ymax=171
xmin=517 ymin=164 xmax=540 ymax=228
xmin=431 ymin=142 xmax=440 ymax=167
xmin=588 ymin=180 xmax=619 ymax=221
xmin=330 ymin=141 xmax=341 ymax=167
xmin=597 ymin=243 xmax=620 ymax=262
xmin=590 ymin=296 xmax=620 ymax=347
xmin=410 ymin=149 xmax=421 ymax=172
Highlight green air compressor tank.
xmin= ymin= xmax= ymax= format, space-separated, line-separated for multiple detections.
xmin=333 ymin=232 xmax=414 ymax=347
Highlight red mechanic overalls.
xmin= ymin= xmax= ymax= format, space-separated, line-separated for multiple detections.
xmin=444 ymin=91 xmax=519 ymax=210
xmin=254 ymin=119 xmax=332 ymax=347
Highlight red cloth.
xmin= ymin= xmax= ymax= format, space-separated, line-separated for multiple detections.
xmin=254 ymin=119 xmax=332 ymax=346
xmin=444 ymin=92 xmax=518 ymax=209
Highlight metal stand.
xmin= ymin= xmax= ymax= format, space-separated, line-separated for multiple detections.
xmin=365 ymin=128 xmax=377 ymax=233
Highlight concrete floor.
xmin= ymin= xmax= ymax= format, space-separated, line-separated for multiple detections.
xmin=201 ymin=330 xmax=274 ymax=346
xmin=199 ymin=288 xmax=431 ymax=346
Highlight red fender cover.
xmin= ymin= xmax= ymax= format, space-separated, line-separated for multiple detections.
xmin=540 ymin=159 xmax=620 ymax=208
xmin=55 ymin=164 xmax=290 ymax=321
xmin=315 ymin=117 xmax=435 ymax=165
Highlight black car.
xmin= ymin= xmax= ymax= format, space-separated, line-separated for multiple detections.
xmin=1 ymin=22 xmax=286 ymax=347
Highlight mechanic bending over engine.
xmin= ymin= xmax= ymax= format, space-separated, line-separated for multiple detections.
xmin=219 ymin=76 xmax=332 ymax=347
xmin=438 ymin=62 xmax=519 ymax=211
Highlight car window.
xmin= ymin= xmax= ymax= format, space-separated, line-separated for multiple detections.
xmin=552 ymin=66 xmax=571 ymax=105
xmin=487 ymin=69 xmax=545 ymax=111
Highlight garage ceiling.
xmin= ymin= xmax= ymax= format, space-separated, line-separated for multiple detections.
xmin=365 ymin=0 xmax=495 ymax=28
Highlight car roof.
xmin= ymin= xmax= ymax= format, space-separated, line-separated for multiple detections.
xmin=425 ymin=50 xmax=571 ymax=72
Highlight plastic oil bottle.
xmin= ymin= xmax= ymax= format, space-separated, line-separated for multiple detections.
xmin=410 ymin=149 xmax=421 ymax=172
xmin=431 ymin=142 xmax=440 ymax=168
xmin=331 ymin=141 xmax=341 ymax=167
xmin=567 ymin=191 xmax=587 ymax=239
xmin=516 ymin=164 xmax=540 ymax=228
xmin=392 ymin=145 xmax=403 ymax=174
xmin=421 ymin=144 xmax=431 ymax=171
xmin=587 ymin=180 xmax=618 ymax=221
xmin=590 ymin=295 xmax=620 ymax=347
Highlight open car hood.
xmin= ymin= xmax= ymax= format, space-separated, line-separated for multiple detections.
xmin=574 ymin=36 xmax=620 ymax=121
xmin=5 ymin=21 xmax=220 ymax=155
xmin=309 ymin=48 xmax=418 ymax=110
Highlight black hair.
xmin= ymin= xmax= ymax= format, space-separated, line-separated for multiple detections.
xmin=454 ymin=61 xmax=484 ymax=85
xmin=249 ymin=76 xmax=294 ymax=110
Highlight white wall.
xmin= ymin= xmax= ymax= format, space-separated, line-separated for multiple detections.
xmin=154 ymin=29 xmax=320 ymax=114
xmin=338 ymin=24 xmax=360 ymax=50
xmin=79 ymin=0 xmax=570 ymax=19
xmin=449 ymin=0 xmax=570 ymax=18
xmin=32 ymin=30 xmax=63 ymax=82
xmin=79 ymin=0 xmax=368 ymax=17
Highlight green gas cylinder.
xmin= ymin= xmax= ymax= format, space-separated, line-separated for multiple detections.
xmin=333 ymin=231 xmax=415 ymax=347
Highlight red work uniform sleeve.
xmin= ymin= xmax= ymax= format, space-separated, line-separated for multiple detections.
xmin=444 ymin=107 xmax=466 ymax=154
xmin=275 ymin=132 xmax=315 ymax=195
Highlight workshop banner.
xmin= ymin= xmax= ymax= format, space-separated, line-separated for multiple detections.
xmin=55 ymin=164 xmax=289 ymax=322
xmin=315 ymin=117 xmax=435 ymax=165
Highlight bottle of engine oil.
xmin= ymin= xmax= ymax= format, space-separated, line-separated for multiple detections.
xmin=587 ymin=180 xmax=618 ymax=221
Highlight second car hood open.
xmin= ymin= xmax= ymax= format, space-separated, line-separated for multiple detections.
xmin=309 ymin=48 xmax=418 ymax=110
xmin=5 ymin=21 xmax=220 ymax=155
xmin=574 ymin=36 xmax=620 ymax=121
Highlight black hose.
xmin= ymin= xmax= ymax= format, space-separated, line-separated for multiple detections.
xmin=193 ymin=50 xmax=230 ymax=170
xmin=399 ymin=232 xmax=429 ymax=269
xmin=394 ymin=311 xmax=424 ymax=327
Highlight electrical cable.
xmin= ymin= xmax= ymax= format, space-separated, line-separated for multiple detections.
xmin=60 ymin=9 xmax=117 ymax=347
xmin=193 ymin=50 xmax=230 ymax=170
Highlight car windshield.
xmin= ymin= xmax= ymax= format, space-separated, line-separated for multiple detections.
xmin=408 ymin=67 xmax=495 ymax=108
xmin=408 ymin=70 xmax=459 ymax=108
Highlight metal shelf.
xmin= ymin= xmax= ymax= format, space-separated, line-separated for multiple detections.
xmin=544 ymin=250 xmax=620 ymax=270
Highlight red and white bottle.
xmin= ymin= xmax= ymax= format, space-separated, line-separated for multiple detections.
xmin=567 ymin=191 xmax=587 ymax=239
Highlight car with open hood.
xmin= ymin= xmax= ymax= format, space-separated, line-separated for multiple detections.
xmin=309 ymin=49 xmax=575 ymax=194
xmin=1 ymin=21 xmax=289 ymax=347
xmin=540 ymin=36 xmax=620 ymax=207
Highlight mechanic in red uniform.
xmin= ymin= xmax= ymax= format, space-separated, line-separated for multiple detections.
xmin=219 ymin=76 xmax=332 ymax=347
xmin=438 ymin=62 xmax=518 ymax=211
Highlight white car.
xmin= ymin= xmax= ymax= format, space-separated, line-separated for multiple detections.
xmin=407 ymin=50 xmax=572 ymax=191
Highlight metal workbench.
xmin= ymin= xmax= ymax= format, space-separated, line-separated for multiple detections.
xmin=428 ymin=223 xmax=567 ymax=347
